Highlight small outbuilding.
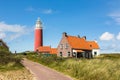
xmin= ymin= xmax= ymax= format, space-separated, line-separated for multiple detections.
xmin=37 ymin=46 xmax=57 ymax=54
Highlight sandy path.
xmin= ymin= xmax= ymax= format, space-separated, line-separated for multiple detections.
xmin=21 ymin=58 xmax=73 ymax=80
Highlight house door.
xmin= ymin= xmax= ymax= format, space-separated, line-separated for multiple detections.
xmin=77 ymin=52 xmax=83 ymax=58
xmin=85 ymin=52 xmax=92 ymax=59
xmin=85 ymin=52 xmax=89 ymax=58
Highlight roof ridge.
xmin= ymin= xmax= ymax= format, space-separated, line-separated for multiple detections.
xmin=67 ymin=35 xmax=82 ymax=39
xmin=66 ymin=35 xmax=92 ymax=50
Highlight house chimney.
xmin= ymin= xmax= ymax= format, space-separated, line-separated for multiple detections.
xmin=63 ymin=32 xmax=67 ymax=37
xmin=78 ymin=35 xmax=80 ymax=38
xmin=82 ymin=36 xmax=86 ymax=40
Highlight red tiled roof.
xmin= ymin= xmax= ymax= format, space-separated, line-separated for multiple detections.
xmin=50 ymin=48 xmax=57 ymax=54
xmin=37 ymin=46 xmax=51 ymax=53
xmin=67 ymin=36 xmax=92 ymax=50
xmin=87 ymin=41 xmax=99 ymax=49
xmin=37 ymin=46 xmax=57 ymax=54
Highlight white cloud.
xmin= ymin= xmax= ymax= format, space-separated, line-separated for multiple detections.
xmin=109 ymin=12 xmax=120 ymax=25
xmin=99 ymin=40 xmax=120 ymax=53
xmin=0 ymin=32 xmax=6 ymax=39
xmin=0 ymin=21 xmax=30 ymax=40
xmin=9 ymin=34 xmax=22 ymax=40
xmin=116 ymin=32 xmax=120 ymax=40
xmin=106 ymin=0 xmax=120 ymax=25
xmin=42 ymin=9 xmax=53 ymax=14
xmin=100 ymin=32 xmax=114 ymax=41
xmin=99 ymin=32 xmax=120 ymax=52
xmin=0 ymin=22 xmax=26 ymax=33
xmin=25 ymin=7 xmax=54 ymax=14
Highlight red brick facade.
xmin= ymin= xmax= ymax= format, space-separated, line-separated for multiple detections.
xmin=57 ymin=32 xmax=72 ymax=57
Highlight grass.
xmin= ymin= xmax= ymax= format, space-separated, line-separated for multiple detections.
xmin=0 ymin=52 xmax=23 ymax=71
xmin=0 ymin=47 xmax=34 ymax=80
xmin=0 ymin=68 xmax=34 ymax=80
xmin=60 ymin=58 xmax=120 ymax=80
xmin=25 ymin=53 xmax=120 ymax=80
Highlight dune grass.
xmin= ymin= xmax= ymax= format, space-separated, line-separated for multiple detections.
xmin=0 ymin=68 xmax=34 ymax=80
xmin=25 ymin=53 xmax=120 ymax=80
xmin=0 ymin=49 xmax=23 ymax=71
xmin=0 ymin=47 xmax=34 ymax=80
xmin=60 ymin=58 xmax=120 ymax=80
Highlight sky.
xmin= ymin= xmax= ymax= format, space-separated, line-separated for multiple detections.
xmin=0 ymin=0 xmax=120 ymax=53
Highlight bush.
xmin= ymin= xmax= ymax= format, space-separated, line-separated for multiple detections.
xmin=0 ymin=46 xmax=23 ymax=71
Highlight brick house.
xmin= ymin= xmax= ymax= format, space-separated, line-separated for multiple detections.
xmin=57 ymin=32 xmax=99 ymax=58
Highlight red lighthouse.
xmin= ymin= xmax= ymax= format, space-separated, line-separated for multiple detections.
xmin=34 ymin=18 xmax=43 ymax=51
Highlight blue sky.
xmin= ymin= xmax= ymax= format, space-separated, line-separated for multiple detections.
xmin=0 ymin=0 xmax=120 ymax=53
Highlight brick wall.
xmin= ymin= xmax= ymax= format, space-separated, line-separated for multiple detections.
xmin=57 ymin=33 xmax=72 ymax=57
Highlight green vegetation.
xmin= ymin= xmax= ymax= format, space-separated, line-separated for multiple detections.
xmin=25 ymin=52 xmax=120 ymax=80
xmin=0 ymin=46 xmax=23 ymax=71
xmin=0 ymin=47 xmax=34 ymax=80
xmin=25 ymin=52 xmax=59 ymax=66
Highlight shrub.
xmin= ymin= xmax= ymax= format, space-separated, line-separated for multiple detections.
xmin=0 ymin=46 xmax=23 ymax=71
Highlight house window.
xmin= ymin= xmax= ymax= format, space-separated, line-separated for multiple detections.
xmin=68 ymin=52 xmax=70 ymax=57
xmin=60 ymin=44 xmax=63 ymax=49
xmin=65 ymin=43 xmax=69 ymax=49
xmin=73 ymin=52 xmax=76 ymax=57
xmin=60 ymin=52 xmax=62 ymax=57
xmin=94 ymin=52 xmax=97 ymax=55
